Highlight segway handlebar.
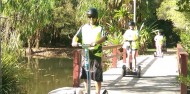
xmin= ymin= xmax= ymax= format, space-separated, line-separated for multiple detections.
xmin=77 ymin=43 xmax=94 ymax=49
xmin=125 ymin=40 xmax=136 ymax=42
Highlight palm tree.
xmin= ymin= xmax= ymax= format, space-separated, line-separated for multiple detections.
xmin=114 ymin=4 xmax=132 ymax=29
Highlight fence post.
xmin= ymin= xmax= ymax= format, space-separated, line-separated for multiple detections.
xmin=177 ymin=44 xmax=189 ymax=94
xmin=123 ymin=48 xmax=126 ymax=63
xmin=112 ymin=48 xmax=117 ymax=68
xmin=73 ymin=49 xmax=81 ymax=87
xmin=180 ymin=53 xmax=188 ymax=94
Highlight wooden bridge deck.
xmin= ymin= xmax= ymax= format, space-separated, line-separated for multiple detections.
xmin=49 ymin=49 xmax=180 ymax=94
xmin=89 ymin=50 xmax=179 ymax=94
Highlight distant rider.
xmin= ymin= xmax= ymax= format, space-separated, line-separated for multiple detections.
xmin=154 ymin=30 xmax=164 ymax=56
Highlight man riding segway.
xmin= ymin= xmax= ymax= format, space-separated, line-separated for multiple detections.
xmin=72 ymin=7 xmax=107 ymax=94
xmin=122 ymin=21 xmax=141 ymax=78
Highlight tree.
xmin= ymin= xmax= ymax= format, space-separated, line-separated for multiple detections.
xmin=2 ymin=0 xmax=55 ymax=54
xmin=114 ymin=4 xmax=132 ymax=29
xmin=176 ymin=0 xmax=190 ymax=12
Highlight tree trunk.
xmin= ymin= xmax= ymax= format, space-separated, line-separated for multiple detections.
xmin=26 ymin=36 xmax=33 ymax=55
xmin=35 ymin=29 xmax=40 ymax=49
xmin=5 ymin=19 xmax=10 ymax=43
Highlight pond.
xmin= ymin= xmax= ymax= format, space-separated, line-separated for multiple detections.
xmin=22 ymin=57 xmax=73 ymax=94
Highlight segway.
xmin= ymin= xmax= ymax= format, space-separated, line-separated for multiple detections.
xmin=154 ymin=45 xmax=164 ymax=58
xmin=78 ymin=43 xmax=108 ymax=94
xmin=154 ymin=52 xmax=163 ymax=58
xmin=122 ymin=40 xmax=141 ymax=78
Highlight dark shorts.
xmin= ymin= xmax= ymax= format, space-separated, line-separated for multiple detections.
xmin=80 ymin=50 xmax=103 ymax=82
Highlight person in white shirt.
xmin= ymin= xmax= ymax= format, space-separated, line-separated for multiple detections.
xmin=122 ymin=21 xmax=139 ymax=71
xmin=154 ymin=30 xmax=164 ymax=56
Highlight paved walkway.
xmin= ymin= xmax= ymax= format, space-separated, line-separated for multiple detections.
xmin=49 ymin=49 xmax=180 ymax=94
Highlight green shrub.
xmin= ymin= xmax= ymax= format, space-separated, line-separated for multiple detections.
xmin=180 ymin=31 xmax=190 ymax=53
xmin=178 ymin=61 xmax=190 ymax=86
xmin=1 ymin=32 xmax=28 ymax=94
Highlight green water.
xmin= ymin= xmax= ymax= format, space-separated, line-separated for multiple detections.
xmin=23 ymin=57 xmax=73 ymax=94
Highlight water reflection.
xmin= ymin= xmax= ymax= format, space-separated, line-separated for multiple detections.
xmin=23 ymin=57 xmax=73 ymax=94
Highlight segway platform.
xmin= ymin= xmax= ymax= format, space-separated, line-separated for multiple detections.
xmin=154 ymin=52 xmax=163 ymax=58
xmin=122 ymin=64 xmax=141 ymax=78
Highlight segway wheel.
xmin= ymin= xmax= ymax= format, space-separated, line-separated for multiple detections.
xmin=154 ymin=52 xmax=156 ymax=57
xmin=122 ymin=65 xmax=126 ymax=77
xmin=102 ymin=89 xmax=108 ymax=94
xmin=137 ymin=66 xmax=141 ymax=78
xmin=126 ymin=68 xmax=131 ymax=75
